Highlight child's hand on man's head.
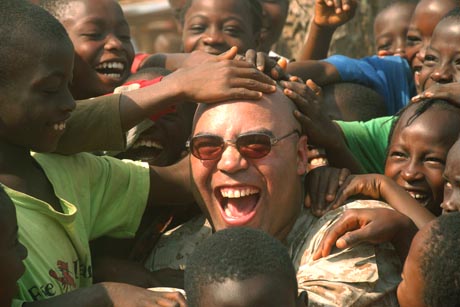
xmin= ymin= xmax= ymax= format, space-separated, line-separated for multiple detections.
xmin=314 ymin=0 xmax=358 ymax=28
xmin=163 ymin=49 xmax=277 ymax=104
xmin=242 ymin=49 xmax=290 ymax=81
xmin=280 ymin=79 xmax=343 ymax=150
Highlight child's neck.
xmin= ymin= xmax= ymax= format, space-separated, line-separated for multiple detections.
xmin=0 ymin=141 xmax=63 ymax=212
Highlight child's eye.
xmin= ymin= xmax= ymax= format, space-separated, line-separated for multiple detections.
xmin=83 ymin=32 xmax=104 ymax=40
xmin=425 ymin=157 xmax=445 ymax=166
xmin=406 ymin=35 xmax=421 ymax=46
xmin=377 ymin=43 xmax=391 ymax=51
xmin=189 ymin=24 xmax=205 ymax=33
xmin=390 ymin=151 xmax=406 ymax=160
xmin=224 ymin=26 xmax=242 ymax=36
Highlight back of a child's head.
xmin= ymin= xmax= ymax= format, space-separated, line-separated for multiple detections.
xmin=0 ymin=0 xmax=70 ymax=88
xmin=421 ymin=212 xmax=460 ymax=306
xmin=322 ymin=83 xmax=387 ymax=121
xmin=127 ymin=67 xmax=172 ymax=83
xmin=185 ymin=227 xmax=297 ymax=307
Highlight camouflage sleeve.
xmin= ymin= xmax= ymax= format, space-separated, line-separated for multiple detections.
xmin=293 ymin=201 xmax=401 ymax=306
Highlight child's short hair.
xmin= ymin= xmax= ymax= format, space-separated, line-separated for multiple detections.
xmin=185 ymin=227 xmax=297 ymax=307
xmin=441 ymin=6 xmax=460 ymax=21
xmin=36 ymin=0 xmax=73 ymax=20
xmin=387 ymin=98 xmax=460 ymax=149
xmin=179 ymin=0 xmax=263 ymax=34
xmin=0 ymin=0 xmax=70 ymax=87
xmin=421 ymin=212 xmax=460 ymax=306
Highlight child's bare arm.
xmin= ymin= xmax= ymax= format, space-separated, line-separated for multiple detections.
xmin=297 ymin=0 xmax=358 ymax=61
xmin=119 ymin=48 xmax=276 ymax=131
xmin=280 ymin=79 xmax=364 ymax=173
xmin=22 ymin=282 xmax=187 ymax=307
xmin=332 ymin=174 xmax=436 ymax=229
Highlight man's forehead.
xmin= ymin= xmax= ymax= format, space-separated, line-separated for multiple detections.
xmin=193 ymin=89 xmax=296 ymax=129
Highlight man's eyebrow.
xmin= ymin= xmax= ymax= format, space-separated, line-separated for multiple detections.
xmin=194 ymin=128 xmax=275 ymax=137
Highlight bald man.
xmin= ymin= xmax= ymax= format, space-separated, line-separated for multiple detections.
xmin=146 ymin=88 xmax=401 ymax=306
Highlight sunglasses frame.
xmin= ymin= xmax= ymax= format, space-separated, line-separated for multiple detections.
xmin=186 ymin=130 xmax=300 ymax=160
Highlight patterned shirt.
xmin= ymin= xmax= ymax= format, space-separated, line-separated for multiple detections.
xmin=145 ymin=200 xmax=401 ymax=306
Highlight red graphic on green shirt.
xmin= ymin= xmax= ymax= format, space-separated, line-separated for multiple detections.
xmin=49 ymin=260 xmax=76 ymax=291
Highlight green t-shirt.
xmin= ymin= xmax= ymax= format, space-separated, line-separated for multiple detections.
xmin=336 ymin=116 xmax=396 ymax=174
xmin=10 ymin=152 xmax=150 ymax=306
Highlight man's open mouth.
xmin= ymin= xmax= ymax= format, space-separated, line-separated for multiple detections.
xmin=216 ymin=186 xmax=260 ymax=225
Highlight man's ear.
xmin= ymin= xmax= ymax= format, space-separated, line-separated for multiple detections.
xmin=296 ymin=135 xmax=308 ymax=175
xmin=296 ymin=290 xmax=309 ymax=307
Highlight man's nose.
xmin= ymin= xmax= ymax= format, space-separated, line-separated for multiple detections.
xmin=217 ymin=144 xmax=249 ymax=174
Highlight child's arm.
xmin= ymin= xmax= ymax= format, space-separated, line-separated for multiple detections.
xmin=312 ymin=207 xmax=418 ymax=263
xmin=297 ymin=0 xmax=358 ymax=61
xmin=331 ymin=174 xmax=436 ymax=229
xmin=280 ymin=79 xmax=365 ymax=173
xmin=21 ymin=282 xmax=186 ymax=307
xmin=56 ymin=47 xmax=276 ymax=154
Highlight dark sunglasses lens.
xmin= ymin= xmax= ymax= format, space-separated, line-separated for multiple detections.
xmin=237 ymin=134 xmax=271 ymax=158
xmin=192 ymin=136 xmax=223 ymax=159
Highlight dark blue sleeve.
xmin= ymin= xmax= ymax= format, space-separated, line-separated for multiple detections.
xmin=323 ymin=55 xmax=416 ymax=115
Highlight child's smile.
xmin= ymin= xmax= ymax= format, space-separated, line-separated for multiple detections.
xmin=60 ymin=0 xmax=134 ymax=99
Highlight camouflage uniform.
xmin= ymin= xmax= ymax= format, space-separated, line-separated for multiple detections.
xmin=145 ymin=200 xmax=401 ymax=306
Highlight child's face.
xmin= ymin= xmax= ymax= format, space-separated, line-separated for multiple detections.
xmin=384 ymin=106 xmax=460 ymax=216
xmin=405 ymin=0 xmax=457 ymax=74
xmin=0 ymin=38 xmax=75 ymax=153
xmin=259 ymin=0 xmax=289 ymax=53
xmin=397 ymin=221 xmax=431 ymax=307
xmin=182 ymin=0 xmax=259 ymax=54
xmin=198 ymin=275 xmax=306 ymax=307
xmin=0 ymin=197 xmax=28 ymax=306
xmin=441 ymin=139 xmax=460 ymax=213
xmin=374 ymin=3 xmax=415 ymax=57
xmin=61 ymin=0 xmax=135 ymax=99
xmin=416 ymin=18 xmax=460 ymax=92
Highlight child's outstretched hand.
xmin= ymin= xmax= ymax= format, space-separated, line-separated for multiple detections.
xmin=281 ymin=79 xmax=343 ymax=149
xmin=312 ymin=208 xmax=413 ymax=260
xmin=314 ymin=0 xmax=358 ymax=29
xmin=412 ymin=82 xmax=460 ymax=106
xmin=305 ymin=166 xmax=350 ymax=217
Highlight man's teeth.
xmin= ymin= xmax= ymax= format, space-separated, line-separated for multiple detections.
xmin=95 ymin=62 xmax=125 ymax=70
xmin=220 ymin=187 xmax=259 ymax=198
xmin=132 ymin=140 xmax=163 ymax=149
xmin=53 ymin=122 xmax=66 ymax=131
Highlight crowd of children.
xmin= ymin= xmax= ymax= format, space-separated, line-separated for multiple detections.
xmin=1 ymin=0 xmax=460 ymax=306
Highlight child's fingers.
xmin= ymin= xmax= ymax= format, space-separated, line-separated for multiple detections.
xmin=312 ymin=214 xmax=359 ymax=260
xmin=256 ymin=51 xmax=266 ymax=71
xmin=217 ymin=46 xmax=238 ymax=60
xmin=306 ymin=79 xmax=322 ymax=96
xmin=244 ymin=49 xmax=257 ymax=68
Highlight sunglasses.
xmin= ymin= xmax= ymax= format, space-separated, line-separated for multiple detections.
xmin=186 ymin=130 xmax=300 ymax=160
